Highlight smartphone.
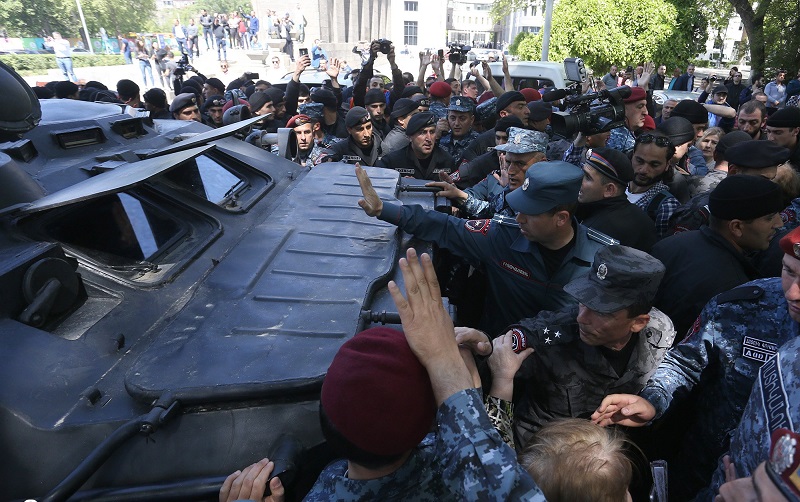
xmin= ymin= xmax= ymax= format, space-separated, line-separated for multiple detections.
xmin=299 ymin=48 xmax=308 ymax=57
xmin=438 ymin=49 xmax=444 ymax=60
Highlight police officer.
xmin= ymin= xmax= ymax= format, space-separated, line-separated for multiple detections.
xmin=286 ymin=114 xmax=324 ymax=168
xmin=592 ymin=227 xmax=800 ymax=500
xmin=462 ymin=91 xmax=529 ymax=162
xmin=356 ymin=160 xmax=616 ymax=337
xmin=438 ymin=96 xmax=479 ymax=166
xmin=652 ymin=175 xmax=784 ymax=339
xmin=201 ymin=95 xmax=225 ymax=128
xmin=448 ymin=115 xmax=522 ymax=189
xmin=319 ymin=107 xmax=382 ymax=165
xmin=462 ymin=245 xmax=674 ymax=447
xmin=364 ymin=88 xmax=391 ymax=139
xmin=428 ymin=81 xmax=452 ymax=121
xmin=376 ymin=112 xmax=455 ymax=180
xmin=170 ymin=93 xmax=202 ymax=122
xmin=299 ymin=102 xmax=340 ymax=149
xmin=427 ymin=127 xmax=547 ymax=219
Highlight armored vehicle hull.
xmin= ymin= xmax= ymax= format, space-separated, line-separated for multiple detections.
xmin=0 ymin=94 xmax=439 ymax=500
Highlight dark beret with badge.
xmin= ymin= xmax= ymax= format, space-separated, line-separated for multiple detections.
xmin=505 ymin=161 xmax=583 ymax=215
xmin=724 ymin=140 xmax=790 ymax=169
xmin=563 ymin=245 xmax=666 ymax=314
xmin=169 ymin=92 xmax=198 ymax=113
xmin=412 ymin=94 xmax=431 ymax=108
xmin=405 ymin=111 xmax=437 ymax=136
xmin=202 ymin=94 xmax=225 ymax=112
xmin=709 ymin=175 xmax=783 ymax=221
xmin=345 ymin=106 xmax=371 ymax=128
xmin=766 ymin=107 xmax=800 ymax=128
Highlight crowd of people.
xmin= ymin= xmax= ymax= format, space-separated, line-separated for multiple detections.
xmin=30 ymin=36 xmax=800 ymax=501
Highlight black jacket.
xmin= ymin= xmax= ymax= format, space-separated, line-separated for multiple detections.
xmin=377 ymin=144 xmax=455 ymax=180
xmin=453 ymin=150 xmax=500 ymax=189
xmin=651 ymin=225 xmax=761 ymax=340
xmin=461 ymin=128 xmax=496 ymax=162
xmin=322 ymin=134 xmax=383 ymax=165
xmin=576 ymin=195 xmax=657 ymax=252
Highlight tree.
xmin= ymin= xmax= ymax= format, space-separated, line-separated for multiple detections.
xmin=761 ymin=0 xmax=800 ymax=73
xmin=0 ymin=0 xmax=76 ymax=37
xmin=726 ymin=0 xmax=771 ymax=73
xmin=509 ymin=0 xmax=705 ymax=72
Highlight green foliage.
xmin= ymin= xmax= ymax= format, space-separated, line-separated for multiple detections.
xmin=501 ymin=0 xmax=705 ymax=71
xmin=762 ymin=0 xmax=800 ymax=73
xmin=0 ymin=54 xmax=124 ymax=75
xmin=491 ymin=0 xmax=542 ymax=23
xmin=507 ymin=31 xmax=534 ymax=56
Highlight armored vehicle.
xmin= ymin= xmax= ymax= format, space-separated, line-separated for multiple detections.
xmin=0 ymin=62 xmax=440 ymax=500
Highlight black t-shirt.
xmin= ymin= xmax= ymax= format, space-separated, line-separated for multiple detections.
xmin=536 ymin=226 xmax=577 ymax=278
xmin=599 ymin=332 xmax=639 ymax=376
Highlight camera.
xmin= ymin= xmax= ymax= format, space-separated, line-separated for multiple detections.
xmin=376 ymin=38 xmax=392 ymax=54
xmin=173 ymin=51 xmax=196 ymax=78
xmin=550 ymin=85 xmax=631 ymax=137
xmin=564 ymin=57 xmax=587 ymax=83
xmin=448 ymin=44 xmax=471 ymax=65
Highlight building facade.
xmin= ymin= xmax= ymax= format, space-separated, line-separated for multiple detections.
xmin=389 ymin=0 xmax=448 ymax=51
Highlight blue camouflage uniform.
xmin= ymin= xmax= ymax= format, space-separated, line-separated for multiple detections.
xmin=429 ymin=100 xmax=448 ymax=121
xmin=705 ymin=335 xmax=800 ymax=499
xmin=439 ymin=129 xmax=479 ymax=166
xmin=304 ymin=388 xmax=546 ymax=501
xmin=638 ymin=277 xmax=800 ymax=500
xmin=378 ymin=201 xmax=614 ymax=336
xmin=459 ymin=176 xmax=513 ymax=219
xmin=607 ymin=126 xmax=636 ymax=154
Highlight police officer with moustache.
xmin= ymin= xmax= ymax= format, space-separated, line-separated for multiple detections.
xmin=381 ymin=98 xmax=420 ymax=155
xmin=576 ymin=147 xmax=657 ymax=252
xmin=427 ymin=127 xmax=547 ymax=219
xmin=458 ymin=245 xmax=674 ymax=447
xmin=170 ymin=93 xmax=202 ymax=122
xmin=592 ymin=226 xmax=800 ymax=501
xmin=319 ymin=107 xmax=383 ymax=165
xmin=356 ymin=161 xmax=615 ymax=337
xmin=437 ymin=96 xmax=480 ymax=166
xmin=377 ymin=112 xmax=455 ymax=180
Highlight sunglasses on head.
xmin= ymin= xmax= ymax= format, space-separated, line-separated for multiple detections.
xmin=209 ymin=98 xmax=225 ymax=107
xmin=637 ymin=134 xmax=672 ymax=148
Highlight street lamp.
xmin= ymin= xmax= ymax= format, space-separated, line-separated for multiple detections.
xmin=75 ymin=0 xmax=94 ymax=54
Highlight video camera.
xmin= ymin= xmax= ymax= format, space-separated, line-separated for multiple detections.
xmin=448 ymin=44 xmax=471 ymax=65
xmin=548 ymin=57 xmax=629 ymax=137
xmin=173 ymin=52 xmax=196 ymax=78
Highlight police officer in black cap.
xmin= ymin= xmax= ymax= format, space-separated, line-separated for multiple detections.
xmin=170 ymin=93 xmax=202 ymax=122
xmin=461 ymin=90 xmax=529 ymax=162
xmin=319 ymin=106 xmax=383 ymax=165
xmin=310 ymin=87 xmax=348 ymax=139
xmin=652 ymin=174 xmax=784 ymax=339
xmin=576 ymin=147 xmax=657 ymax=252
xmin=364 ymin=88 xmax=391 ymax=140
xmin=377 ymin=111 xmax=455 ymax=180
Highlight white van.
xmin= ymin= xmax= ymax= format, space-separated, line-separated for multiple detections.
xmin=486 ymin=61 xmax=568 ymax=89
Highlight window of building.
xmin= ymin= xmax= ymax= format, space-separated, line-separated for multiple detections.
xmin=404 ymin=21 xmax=418 ymax=45
xmin=404 ymin=1 xmax=418 ymax=11
xmin=531 ymin=5 xmax=537 ymax=16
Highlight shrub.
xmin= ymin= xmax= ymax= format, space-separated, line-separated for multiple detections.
xmin=0 ymin=54 xmax=125 ymax=76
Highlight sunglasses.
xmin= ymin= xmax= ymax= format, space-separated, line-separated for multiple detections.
xmin=208 ymin=98 xmax=225 ymax=107
xmin=637 ymin=134 xmax=672 ymax=148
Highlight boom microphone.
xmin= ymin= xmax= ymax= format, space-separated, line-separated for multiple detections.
xmin=542 ymin=88 xmax=569 ymax=102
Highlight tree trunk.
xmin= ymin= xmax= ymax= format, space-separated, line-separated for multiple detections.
xmin=727 ymin=0 xmax=771 ymax=73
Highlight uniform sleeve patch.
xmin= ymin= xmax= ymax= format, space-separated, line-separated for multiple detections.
xmin=759 ymin=353 xmax=794 ymax=434
xmin=465 ymin=219 xmax=491 ymax=235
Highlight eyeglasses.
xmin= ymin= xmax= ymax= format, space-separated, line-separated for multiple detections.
xmin=208 ymin=98 xmax=225 ymax=107
xmin=636 ymin=134 xmax=672 ymax=148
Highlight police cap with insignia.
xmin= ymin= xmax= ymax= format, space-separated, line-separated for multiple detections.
xmin=299 ymin=102 xmax=324 ymax=120
xmin=494 ymin=127 xmax=548 ymax=154
xmin=405 ymin=111 xmax=437 ymax=136
xmin=321 ymin=327 xmax=436 ymax=456
xmin=495 ymin=90 xmax=526 ymax=115
xmin=506 ymin=161 xmax=582 ymax=215
xmin=447 ymin=96 xmax=475 ymax=113
xmin=528 ymin=100 xmax=553 ymax=121
xmin=709 ymin=175 xmax=783 ymax=221
xmin=766 ymin=107 xmax=800 ymax=128
xmin=779 ymin=226 xmax=800 ymax=260
xmin=345 ymin=106 xmax=371 ymax=128
xmin=169 ymin=92 xmax=198 ymax=113
xmin=766 ymin=428 xmax=800 ymax=500
xmin=365 ymin=88 xmax=386 ymax=106
xmin=585 ymin=147 xmax=634 ymax=184
xmin=725 ymin=140 xmax=790 ymax=169
xmin=563 ymin=245 xmax=665 ymax=314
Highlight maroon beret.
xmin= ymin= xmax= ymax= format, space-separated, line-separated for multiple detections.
xmin=623 ymin=86 xmax=647 ymax=103
xmin=429 ymin=81 xmax=453 ymax=99
xmin=780 ymin=226 xmax=800 ymax=260
xmin=321 ymin=327 xmax=436 ymax=456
